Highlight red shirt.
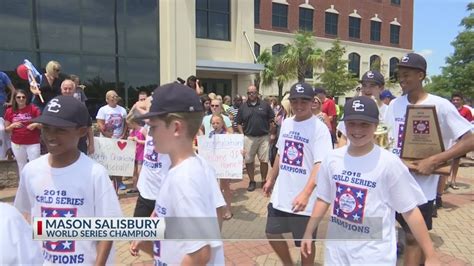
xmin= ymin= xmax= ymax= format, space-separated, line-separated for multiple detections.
xmin=458 ymin=106 xmax=473 ymax=122
xmin=4 ymin=105 xmax=41 ymax=144
xmin=322 ymin=98 xmax=337 ymax=132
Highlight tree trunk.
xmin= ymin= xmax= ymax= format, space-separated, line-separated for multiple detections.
xmin=278 ymin=80 xmax=283 ymax=101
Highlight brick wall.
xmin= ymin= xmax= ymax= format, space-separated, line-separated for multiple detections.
xmin=256 ymin=0 xmax=413 ymax=49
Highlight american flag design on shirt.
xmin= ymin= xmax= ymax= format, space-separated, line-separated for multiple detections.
xmin=41 ymin=207 xmax=77 ymax=252
xmin=282 ymin=140 xmax=304 ymax=167
xmin=333 ymin=182 xmax=368 ymax=224
xmin=413 ymin=120 xmax=430 ymax=134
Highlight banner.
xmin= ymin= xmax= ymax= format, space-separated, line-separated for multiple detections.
xmin=197 ymin=134 xmax=244 ymax=179
xmin=90 ymin=137 xmax=136 ymax=176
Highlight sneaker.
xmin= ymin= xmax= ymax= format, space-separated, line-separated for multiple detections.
xmin=247 ymin=181 xmax=256 ymax=192
xmin=432 ymin=205 xmax=438 ymax=218
xmin=435 ymin=196 xmax=442 ymax=209
xmin=119 ymin=183 xmax=127 ymax=190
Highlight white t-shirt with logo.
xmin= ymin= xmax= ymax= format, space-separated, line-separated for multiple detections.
xmin=96 ymin=105 xmax=127 ymax=138
xmin=385 ymin=94 xmax=473 ymax=200
xmin=14 ymin=153 xmax=123 ymax=265
xmin=137 ymin=126 xmax=171 ymax=200
xmin=316 ymin=145 xmax=426 ymax=265
xmin=271 ymin=116 xmax=333 ymax=216
xmin=0 ymin=202 xmax=44 ymax=265
xmin=153 ymin=155 xmax=225 ymax=265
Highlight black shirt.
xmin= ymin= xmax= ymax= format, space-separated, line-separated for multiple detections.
xmin=236 ymin=99 xmax=275 ymax=136
xmin=32 ymin=74 xmax=62 ymax=110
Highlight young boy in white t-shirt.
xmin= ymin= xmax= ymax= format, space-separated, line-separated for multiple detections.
xmin=14 ymin=96 xmax=122 ymax=265
xmin=385 ymin=52 xmax=474 ymax=265
xmin=337 ymin=70 xmax=388 ymax=147
xmin=301 ymin=96 xmax=439 ymax=265
xmin=130 ymin=83 xmax=225 ymax=265
xmin=262 ymin=82 xmax=332 ymax=265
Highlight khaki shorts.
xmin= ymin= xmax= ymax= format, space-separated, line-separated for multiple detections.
xmin=244 ymin=135 xmax=270 ymax=164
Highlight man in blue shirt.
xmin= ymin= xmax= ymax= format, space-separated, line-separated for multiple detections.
xmin=0 ymin=71 xmax=16 ymax=117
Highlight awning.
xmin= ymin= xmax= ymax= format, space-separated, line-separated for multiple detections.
xmin=196 ymin=59 xmax=264 ymax=74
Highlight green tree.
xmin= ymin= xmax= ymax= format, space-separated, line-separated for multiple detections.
xmin=426 ymin=3 xmax=474 ymax=99
xmin=316 ymin=39 xmax=358 ymax=96
xmin=277 ymin=31 xmax=324 ymax=82
xmin=256 ymin=49 xmax=293 ymax=100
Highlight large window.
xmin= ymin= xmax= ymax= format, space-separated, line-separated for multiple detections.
xmin=370 ymin=55 xmax=381 ymax=71
xmin=325 ymin=12 xmax=338 ymax=35
xmin=255 ymin=0 xmax=260 ymax=25
xmin=389 ymin=57 xmax=399 ymax=81
xmin=348 ymin=53 xmax=361 ymax=78
xmin=370 ymin=21 xmax=382 ymax=42
xmin=196 ymin=0 xmax=230 ymax=41
xmin=200 ymin=78 xmax=232 ymax=96
xmin=272 ymin=3 xmax=288 ymax=28
xmin=254 ymin=42 xmax=261 ymax=58
xmin=391 ymin=0 xmax=401 ymax=5
xmin=390 ymin=24 xmax=400 ymax=45
xmin=0 ymin=0 xmax=160 ymax=112
xmin=299 ymin=8 xmax=313 ymax=31
xmin=348 ymin=17 xmax=361 ymax=39
xmin=272 ymin=44 xmax=285 ymax=56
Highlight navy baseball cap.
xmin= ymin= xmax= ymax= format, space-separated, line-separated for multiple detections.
xmin=136 ymin=82 xmax=203 ymax=119
xmin=360 ymin=70 xmax=385 ymax=85
xmin=288 ymin=82 xmax=314 ymax=100
xmin=33 ymin=96 xmax=90 ymax=127
xmin=380 ymin=90 xmax=395 ymax=100
xmin=397 ymin=53 xmax=427 ymax=73
xmin=343 ymin=96 xmax=379 ymax=123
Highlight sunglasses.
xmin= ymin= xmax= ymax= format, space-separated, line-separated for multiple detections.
xmin=54 ymin=68 xmax=61 ymax=72
xmin=247 ymin=92 xmax=257 ymax=95
xmin=211 ymin=104 xmax=220 ymax=107
xmin=16 ymin=96 xmax=26 ymax=99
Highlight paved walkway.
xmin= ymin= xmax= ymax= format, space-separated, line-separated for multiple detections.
xmin=1 ymin=160 xmax=473 ymax=265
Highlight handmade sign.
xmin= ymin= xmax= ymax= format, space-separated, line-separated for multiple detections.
xmin=400 ymin=105 xmax=449 ymax=175
xmin=197 ymin=134 xmax=244 ymax=179
xmin=90 ymin=137 xmax=136 ymax=176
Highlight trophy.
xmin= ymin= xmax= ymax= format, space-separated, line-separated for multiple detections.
xmin=400 ymin=105 xmax=450 ymax=175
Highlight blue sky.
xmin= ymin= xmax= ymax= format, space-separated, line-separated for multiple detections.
xmin=413 ymin=0 xmax=471 ymax=77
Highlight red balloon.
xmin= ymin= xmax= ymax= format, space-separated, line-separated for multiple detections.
xmin=16 ymin=64 xmax=29 ymax=80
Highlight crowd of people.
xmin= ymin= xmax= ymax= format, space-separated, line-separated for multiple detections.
xmin=1 ymin=52 xmax=474 ymax=265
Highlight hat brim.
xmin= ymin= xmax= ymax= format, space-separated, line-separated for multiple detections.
xmin=396 ymin=64 xmax=426 ymax=73
xmin=343 ymin=115 xmax=379 ymax=124
xmin=359 ymin=78 xmax=384 ymax=85
xmin=134 ymin=111 xmax=167 ymax=120
xmin=32 ymin=116 xmax=80 ymax=127
xmin=288 ymin=95 xmax=313 ymax=100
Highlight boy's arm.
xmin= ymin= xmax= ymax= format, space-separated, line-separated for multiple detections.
xmin=301 ymin=198 xmax=330 ymax=257
xmin=414 ymin=131 xmax=474 ymax=175
xmin=95 ymin=241 xmax=113 ymax=266
xmin=292 ymin=162 xmax=321 ymax=212
xmin=263 ymin=154 xmax=280 ymax=197
xmin=181 ymin=245 xmax=211 ymax=266
xmin=401 ymin=208 xmax=439 ymax=263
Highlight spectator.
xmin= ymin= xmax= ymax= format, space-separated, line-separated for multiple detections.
xmin=186 ymin=75 xmax=202 ymax=94
xmin=61 ymin=79 xmax=94 ymax=155
xmin=312 ymin=96 xmax=332 ymax=130
xmin=69 ymin=74 xmax=88 ymax=104
xmin=314 ymin=88 xmax=337 ymax=145
xmin=126 ymin=113 xmax=146 ymax=194
xmin=236 ymin=85 xmax=275 ymax=192
xmin=96 ymin=90 xmax=128 ymax=191
xmin=0 ymin=117 xmax=11 ymax=160
xmin=200 ymin=94 xmax=212 ymax=115
xmin=380 ymin=89 xmax=396 ymax=106
xmin=0 ymin=71 xmax=16 ymax=117
xmin=4 ymin=89 xmax=42 ymax=174
xmin=31 ymin=60 xmax=63 ymax=111
xmin=201 ymin=99 xmax=233 ymax=136
xmin=227 ymin=94 xmax=242 ymax=132
xmin=451 ymin=92 xmax=473 ymax=122
xmin=223 ymin=95 xmax=231 ymax=112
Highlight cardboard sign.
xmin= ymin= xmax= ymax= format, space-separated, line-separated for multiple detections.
xmin=400 ymin=105 xmax=450 ymax=175
xmin=90 ymin=137 xmax=136 ymax=176
xmin=197 ymin=134 xmax=244 ymax=179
